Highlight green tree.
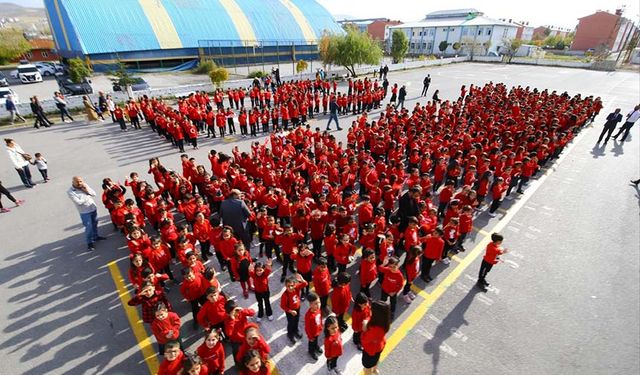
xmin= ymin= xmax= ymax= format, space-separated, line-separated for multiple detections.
xmin=108 ymin=61 xmax=138 ymax=98
xmin=438 ymin=40 xmax=449 ymax=54
xmin=502 ymin=38 xmax=523 ymax=62
xmin=452 ymin=42 xmax=462 ymax=53
xmin=483 ymin=40 xmax=492 ymax=54
xmin=209 ymin=67 xmax=229 ymax=88
xmin=390 ymin=30 xmax=409 ymax=63
xmin=296 ymin=59 xmax=308 ymax=74
xmin=68 ymin=57 xmax=92 ymax=83
xmin=319 ymin=26 xmax=382 ymax=77
xmin=0 ymin=29 xmax=31 ymax=65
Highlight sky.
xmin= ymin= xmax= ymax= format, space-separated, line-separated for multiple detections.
xmin=3 ymin=0 xmax=639 ymax=29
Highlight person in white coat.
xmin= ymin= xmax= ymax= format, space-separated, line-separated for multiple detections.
xmin=4 ymin=138 xmax=35 ymax=188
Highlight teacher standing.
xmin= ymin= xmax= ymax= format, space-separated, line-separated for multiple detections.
xmin=361 ymin=300 xmax=391 ymax=375
xmin=67 ymin=176 xmax=105 ymax=251
xmin=219 ymin=189 xmax=252 ymax=248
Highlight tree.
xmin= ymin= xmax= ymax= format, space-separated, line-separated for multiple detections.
xmin=296 ymin=60 xmax=308 ymax=74
xmin=623 ymin=34 xmax=639 ymax=63
xmin=68 ymin=57 xmax=92 ymax=83
xmin=452 ymin=42 xmax=462 ymax=55
xmin=390 ymin=30 xmax=409 ymax=63
xmin=438 ymin=40 xmax=449 ymax=54
xmin=209 ymin=67 xmax=229 ymax=88
xmin=483 ymin=40 xmax=492 ymax=54
xmin=461 ymin=37 xmax=481 ymax=57
xmin=108 ymin=61 xmax=138 ymax=98
xmin=318 ymin=31 xmax=333 ymax=69
xmin=502 ymin=38 xmax=523 ymax=62
xmin=318 ymin=26 xmax=382 ymax=77
xmin=0 ymin=28 xmax=31 ymax=65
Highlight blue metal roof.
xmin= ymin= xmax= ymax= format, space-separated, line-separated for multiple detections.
xmin=44 ymin=0 xmax=344 ymax=55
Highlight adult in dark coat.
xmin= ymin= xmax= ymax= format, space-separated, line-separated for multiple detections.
xmin=396 ymin=85 xmax=407 ymax=109
xmin=397 ymin=186 xmax=421 ymax=232
xmin=597 ymin=108 xmax=623 ymax=144
xmin=219 ymin=189 xmax=252 ymax=248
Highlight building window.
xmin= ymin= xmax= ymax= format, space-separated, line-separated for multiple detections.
xmin=422 ymin=42 xmax=427 ymax=49
xmin=487 ymin=29 xmax=491 ymax=36
xmin=25 ymin=52 xmax=32 ymax=59
xmin=410 ymin=43 xmax=415 ymax=49
xmin=477 ymin=28 xmax=483 ymax=35
xmin=443 ymin=28 xmax=447 ymax=32
xmin=412 ymin=31 xmax=415 ymax=37
xmin=503 ymin=28 xmax=509 ymax=38
xmin=41 ymin=51 xmax=49 ymax=58
xmin=429 ymin=29 xmax=435 ymax=36
xmin=450 ymin=28 xmax=455 ymax=32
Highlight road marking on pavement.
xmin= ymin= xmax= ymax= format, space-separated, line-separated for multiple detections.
xmin=108 ymin=261 xmax=160 ymax=374
xmin=370 ymin=126 xmax=588 ymax=372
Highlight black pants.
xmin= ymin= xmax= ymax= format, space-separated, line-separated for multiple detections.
xmin=327 ymin=357 xmax=338 ymax=371
xmin=360 ymin=285 xmax=371 ymax=298
xmin=320 ymin=295 xmax=329 ymax=311
xmin=38 ymin=168 xmax=48 ymax=181
xmin=598 ymin=125 xmax=616 ymax=143
xmin=421 ymin=257 xmax=435 ymax=280
xmin=489 ymin=198 xmax=502 ymax=213
xmin=176 ymin=139 xmax=185 ymax=152
xmin=59 ymin=106 xmax=74 ymax=121
xmin=264 ymin=240 xmax=280 ymax=259
xmin=311 ymin=239 xmax=323 ymax=258
xmin=353 ymin=331 xmax=361 ymax=346
xmin=282 ymin=254 xmax=296 ymax=278
xmin=309 ymin=337 xmax=320 ymax=354
xmin=402 ymin=280 xmax=413 ymax=295
xmin=421 ymin=85 xmax=429 ymax=96
xmin=517 ymin=176 xmax=529 ymax=193
xmin=189 ymin=295 xmax=207 ymax=323
xmin=478 ymin=260 xmax=494 ymax=284
xmin=285 ymin=310 xmax=300 ymax=338
xmin=131 ymin=116 xmax=141 ymax=129
xmin=380 ymin=291 xmax=397 ymax=316
xmin=255 ymin=291 xmax=273 ymax=317
xmin=336 ymin=313 xmax=348 ymax=331
xmin=0 ymin=182 xmax=17 ymax=209
xmin=614 ymin=121 xmax=635 ymax=142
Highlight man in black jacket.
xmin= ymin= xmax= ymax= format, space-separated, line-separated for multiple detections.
xmin=398 ymin=186 xmax=422 ymax=232
xmin=421 ymin=74 xmax=431 ymax=96
xmin=597 ymin=108 xmax=623 ymax=144
xmin=396 ymin=85 xmax=407 ymax=109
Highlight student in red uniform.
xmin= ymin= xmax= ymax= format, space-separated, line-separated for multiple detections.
xmin=224 ymin=299 xmax=256 ymax=361
xmin=361 ymin=301 xmax=391 ymax=375
xmin=127 ymin=281 xmax=172 ymax=324
xmin=291 ymin=243 xmax=313 ymax=297
xmin=331 ymin=272 xmax=352 ymax=332
xmin=249 ymin=259 xmax=274 ymax=321
xmin=477 ymin=233 xmax=509 ymax=292
xmin=236 ymin=323 xmax=271 ymax=363
xmin=402 ymin=245 xmax=422 ymax=304
xmin=240 ymin=349 xmax=272 ymax=375
xmin=158 ymin=341 xmax=184 ymax=375
xmin=196 ymin=330 xmax=225 ymax=375
xmin=151 ymin=302 xmax=182 ymax=355
xmin=335 ymin=233 xmax=356 ymax=273
xmin=196 ymin=286 xmax=227 ymax=332
xmin=276 ymin=224 xmax=303 ymax=282
xmin=280 ymin=273 xmax=308 ymax=344
xmin=378 ymin=256 xmax=405 ymax=319
xmin=359 ymin=248 xmax=378 ymax=297
xmin=230 ymin=242 xmax=254 ymax=298
xmin=421 ymin=228 xmax=444 ymax=282
xmin=457 ymin=205 xmax=474 ymax=251
xmin=180 ymin=267 xmax=209 ymax=329
xmin=437 ymin=180 xmax=455 ymax=217
xmin=312 ymin=257 xmax=332 ymax=313
xmin=351 ymin=292 xmax=371 ymax=351
xmin=442 ymin=217 xmax=459 ymax=264
xmin=324 ymin=315 xmax=343 ymax=375
xmin=305 ymin=292 xmax=324 ymax=360
xmin=488 ymin=177 xmax=507 ymax=217
xmin=181 ymin=353 xmax=208 ymax=375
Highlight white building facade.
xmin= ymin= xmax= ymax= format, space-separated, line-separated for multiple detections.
xmin=386 ymin=9 xmax=518 ymax=56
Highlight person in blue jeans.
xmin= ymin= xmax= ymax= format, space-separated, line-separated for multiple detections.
xmin=326 ymin=98 xmax=342 ymax=131
xmin=67 ymin=176 xmax=105 ymax=251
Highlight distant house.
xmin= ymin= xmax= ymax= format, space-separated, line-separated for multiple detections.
xmin=387 ymin=8 xmax=517 ymax=56
xmin=532 ymin=26 xmax=572 ymax=40
xmin=337 ymin=18 xmax=402 ymax=41
xmin=13 ymin=38 xmax=59 ymax=62
xmin=571 ymin=9 xmax=638 ymax=52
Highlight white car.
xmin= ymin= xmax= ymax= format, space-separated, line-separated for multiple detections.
xmin=16 ymin=64 xmax=43 ymax=84
xmin=35 ymin=62 xmax=57 ymax=76
xmin=0 ymin=87 xmax=19 ymax=107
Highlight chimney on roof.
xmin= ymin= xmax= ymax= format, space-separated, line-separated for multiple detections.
xmin=615 ymin=8 xmax=623 ymax=16
xmin=508 ymin=19 xmax=512 ymax=23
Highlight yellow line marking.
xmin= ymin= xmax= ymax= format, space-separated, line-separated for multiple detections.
xmin=219 ymin=0 xmax=257 ymax=46
xmin=279 ymin=0 xmax=318 ymax=43
xmin=473 ymin=227 xmax=490 ymax=236
xmin=108 ymin=261 xmax=160 ymax=374
xmin=369 ymin=127 xmax=587 ymax=372
xmin=53 ymin=0 xmax=70 ymax=50
xmin=451 ymin=255 xmax=463 ymax=263
xmin=138 ymin=0 xmax=183 ymax=49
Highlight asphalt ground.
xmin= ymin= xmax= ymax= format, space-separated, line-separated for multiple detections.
xmin=0 ymin=63 xmax=638 ymax=375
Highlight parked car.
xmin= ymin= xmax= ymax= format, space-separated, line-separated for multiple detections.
xmin=40 ymin=61 xmax=65 ymax=72
xmin=56 ymin=74 xmax=93 ymax=95
xmin=0 ymin=72 xmax=8 ymax=87
xmin=0 ymin=87 xmax=19 ymax=107
xmin=112 ymin=77 xmax=150 ymax=92
xmin=35 ymin=62 xmax=57 ymax=76
xmin=16 ymin=64 xmax=43 ymax=84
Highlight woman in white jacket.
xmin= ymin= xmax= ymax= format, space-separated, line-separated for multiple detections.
xmin=4 ymin=138 xmax=36 ymax=188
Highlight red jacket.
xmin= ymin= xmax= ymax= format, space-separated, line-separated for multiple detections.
xmin=143 ymin=244 xmax=172 ymax=272
xmin=305 ymin=308 xmax=323 ymax=339
xmin=197 ymin=342 xmax=225 ymax=374
xmin=224 ymin=308 xmax=255 ymax=343
xmin=236 ymin=335 xmax=271 ymax=362
xmin=331 ymin=284 xmax=352 ymax=315
xmin=361 ymin=325 xmax=387 ymax=356
xmin=197 ymin=295 xmax=227 ymax=329
xmin=180 ymin=273 xmax=209 ymax=302
xmin=280 ymin=281 xmax=308 ymax=312
xmin=324 ymin=331 xmax=343 ymax=359
xmin=351 ymin=304 xmax=371 ymax=333
xmin=359 ymin=258 xmax=378 ymax=287
xmin=158 ymin=350 xmax=184 ymax=375
xmin=378 ymin=266 xmax=405 ymax=295
xmin=151 ymin=311 xmax=181 ymax=344
xmin=483 ymin=242 xmax=504 ymax=265
xmin=249 ymin=267 xmax=271 ymax=293
xmin=424 ymin=236 xmax=444 ymax=260
xmin=404 ymin=256 xmax=421 ymax=282
xmin=312 ymin=268 xmax=331 ymax=297
xmin=334 ymin=242 xmax=355 ymax=265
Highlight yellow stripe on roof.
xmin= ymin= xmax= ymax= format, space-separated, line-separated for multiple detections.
xmin=219 ymin=0 xmax=257 ymax=46
xmin=138 ymin=0 xmax=182 ymax=49
xmin=53 ymin=0 xmax=70 ymax=50
xmin=279 ymin=0 xmax=317 ymax=43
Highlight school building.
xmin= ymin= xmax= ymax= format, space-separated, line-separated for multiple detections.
xmin=42 ymin=0 xmax=343 ymax=71
xmin=386 ymin=9 xmax=518 ymax=56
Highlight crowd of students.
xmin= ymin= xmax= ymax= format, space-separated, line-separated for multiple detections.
xmin=99 ymin=78 xmax=601 ymax=374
